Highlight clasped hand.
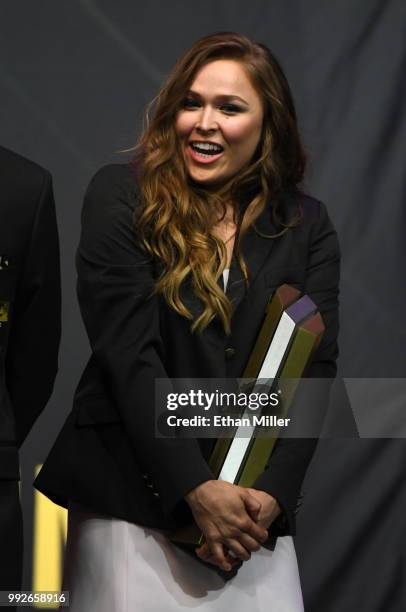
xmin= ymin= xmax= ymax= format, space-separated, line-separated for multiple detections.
xmin=185 ymin=480 xmax=281 ymax=572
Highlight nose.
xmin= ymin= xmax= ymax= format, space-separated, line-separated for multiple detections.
xmin=195 ymin=106 xmax=218 ymax=133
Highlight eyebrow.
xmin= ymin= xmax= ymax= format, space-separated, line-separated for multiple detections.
xmin=187 ymin=89 xmax=249 ymax=106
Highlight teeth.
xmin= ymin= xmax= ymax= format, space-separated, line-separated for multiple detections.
xmin=191 ymin=142 xmax=223 ymax=154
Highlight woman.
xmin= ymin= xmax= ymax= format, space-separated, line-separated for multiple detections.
xmin=35 ymin=32 xmax=340 ymax=611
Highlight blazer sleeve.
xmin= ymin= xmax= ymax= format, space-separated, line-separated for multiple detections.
xmin=252 ymin=199 xmax=341 ymax=535
xmin=76 ymin=165 xmax=214 ymax=517
xmin=5 ymin=171 xmax=61 ymax=446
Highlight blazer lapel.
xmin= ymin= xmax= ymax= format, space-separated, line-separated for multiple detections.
xmin=225 ymin=200 xmax=277 ymax=316
xmin=179 ymin=199 xmax=278 ymax=341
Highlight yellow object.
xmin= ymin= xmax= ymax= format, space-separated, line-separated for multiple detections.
xmin=32 ymin=465 xmax=67 ymax=608
xmin=0 ymin=301 xmax=9 ymax=322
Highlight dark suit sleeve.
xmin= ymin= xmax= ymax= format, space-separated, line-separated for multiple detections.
xmin=76 ymin=165 xmax=214 ymax=517
xmin=5 ymin=171 xmax=61 ymax=446
xmin=252 ymin=200 xmax=340 ymax=535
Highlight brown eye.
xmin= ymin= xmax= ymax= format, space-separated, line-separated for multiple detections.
xmin=220 ymin=104 xmax=242 ymax=114
xmin=182 ymin=97 xmax=200 ymax=109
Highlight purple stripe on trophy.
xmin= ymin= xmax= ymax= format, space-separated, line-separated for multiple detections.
xmin=285 ymin=295 xmax=316 ymax=323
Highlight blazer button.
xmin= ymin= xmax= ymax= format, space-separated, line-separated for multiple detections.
xmin=225 ymin=347 xmax=236 ymax=359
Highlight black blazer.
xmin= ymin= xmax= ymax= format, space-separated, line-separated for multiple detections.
xmin=0 ymin=146 xmax=61 ymax=479
xmin=35 ymin=163 xmax=340 ymax=535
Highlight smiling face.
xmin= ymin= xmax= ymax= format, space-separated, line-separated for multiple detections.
xmin=175 ymin=59 xmax=264 ymax=188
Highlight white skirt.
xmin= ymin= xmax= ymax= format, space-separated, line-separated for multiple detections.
xmin=62 ymin=509 xmax=304 ymax=612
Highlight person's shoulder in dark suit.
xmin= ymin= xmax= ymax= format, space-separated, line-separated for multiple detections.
xmin=0 ymin=145 xmax=53 ymax=210
xmin=0 ymin=145 xmax=61 ymax=448
xmin=81 ymin=161 xmax=139 ymax=215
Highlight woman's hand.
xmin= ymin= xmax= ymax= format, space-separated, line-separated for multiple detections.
xmin=193 ymin=487 xmax=282 ymax=570
xmin=244 ymin=488 xmax=282 ymax=530
xmin=185 ymin=480 xmax=269 ymax=571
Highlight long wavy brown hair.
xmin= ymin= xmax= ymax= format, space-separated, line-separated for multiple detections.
xmin=133 ymin=32 xmax=306 ymax=335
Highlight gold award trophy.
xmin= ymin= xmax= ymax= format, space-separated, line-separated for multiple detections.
xmin=170 ymin=284 xmax=325 ymax=546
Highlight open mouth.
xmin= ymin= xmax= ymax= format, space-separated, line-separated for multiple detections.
xmin=188 ymin=141 xmax=224 ymax=164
